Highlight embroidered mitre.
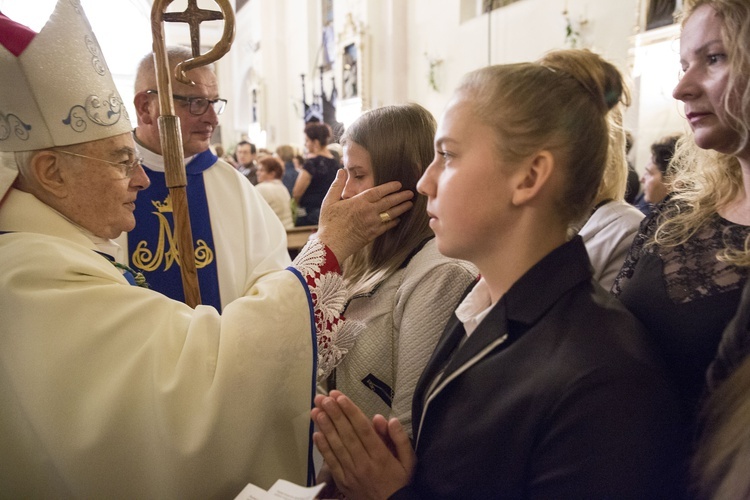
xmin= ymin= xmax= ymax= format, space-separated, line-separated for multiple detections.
xmin=0 ymin=0 xmax=131 ymax=153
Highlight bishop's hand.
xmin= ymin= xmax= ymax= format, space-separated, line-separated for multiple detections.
xmin=316 ymin=170 xmax=414 ymax=263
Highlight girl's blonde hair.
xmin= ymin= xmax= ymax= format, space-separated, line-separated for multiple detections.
xmin=538 ymin=51 xmax=633 ymax=205
xmin=457 ymin=49 xmax=627 ymax=224
xmin=653 ymin=0 xmax=750 ymax=266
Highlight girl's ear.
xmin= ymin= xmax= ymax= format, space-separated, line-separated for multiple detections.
xmin=511 ymin=150 xmax=555 ymax=206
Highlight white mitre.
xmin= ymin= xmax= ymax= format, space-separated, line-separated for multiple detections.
xmin=0 ymin=0 xmax=131 ymax=197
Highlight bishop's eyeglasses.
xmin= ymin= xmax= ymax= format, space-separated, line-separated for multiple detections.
xmin=56 ymin=150 xmax=143 ymax=179
xmin=145 ymin=90 xmax=227 ymax=116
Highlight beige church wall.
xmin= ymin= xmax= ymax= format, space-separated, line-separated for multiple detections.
xmin=401 ymin=0 xmax=640 ymax=139
xmin=222 ymin=0 xmax=327 ymax=153
xmin=629 ymin=23 xmax=688 ymax=173
xmin=216 ymin=0 xmax=686 ymax=174
xmin=4 ymin=0 xmax=687 ymax=174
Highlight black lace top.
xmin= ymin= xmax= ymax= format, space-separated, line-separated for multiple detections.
xmin=612 ymin=200 xmax=750 ymax=420
xmin=299 ymin=155 xmax=340 ymax=211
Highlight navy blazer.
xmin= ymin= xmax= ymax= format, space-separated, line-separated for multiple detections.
xmin=391 ymin=237 xmax=687 ymax=499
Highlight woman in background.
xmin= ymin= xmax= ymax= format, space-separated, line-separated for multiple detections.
xmin=688 ymin=2 xmax=750 ymax=493
xmin=275 ymin=144 xmax=298 ymax=195
xmin=293 ymin=122 xmax=339 ymax=226
xmin=640 ymin=134 xmax=681 ymax=212
xmin=325 ymin=103 xmax=477 ymax=437
xmin=613 ymin=0 xmax=750 ymax=425
xmin=256 ymin=156 xmax=294 ymax=230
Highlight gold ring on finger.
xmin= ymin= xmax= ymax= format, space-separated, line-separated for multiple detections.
xmin=379 ymin=211 xmax=391 ymax=224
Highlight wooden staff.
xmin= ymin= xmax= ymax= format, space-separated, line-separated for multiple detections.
xmin=150 ymin=0 xmax=235 ymax=307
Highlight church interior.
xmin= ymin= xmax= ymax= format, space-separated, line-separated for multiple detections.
xmin=9 ymin=0 xmax=750 ymax=497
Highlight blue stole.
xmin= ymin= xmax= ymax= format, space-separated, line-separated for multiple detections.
xmin=127 ymin=149 xmax=222 ymax=310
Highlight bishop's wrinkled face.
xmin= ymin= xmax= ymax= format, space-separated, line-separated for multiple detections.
xmin=56 ymin=132 xmax=150 ymax=239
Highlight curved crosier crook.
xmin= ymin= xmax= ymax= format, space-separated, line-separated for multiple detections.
xmin=148 ymin=0 xmax=236 ymax=308
xmin=151 ymin=0 xmax=236 ymax=86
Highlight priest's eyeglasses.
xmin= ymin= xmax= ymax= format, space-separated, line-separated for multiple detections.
xmin=145 ymin=90 xmax=227 ymax=116
xmin=56 ymin=150 xmax=143 ymax=178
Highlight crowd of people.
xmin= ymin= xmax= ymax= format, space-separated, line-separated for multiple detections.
xmin=2 ymin=0 xmax=750 ymax=498
xmin=215 ymin=125 xmax=344 ymax=230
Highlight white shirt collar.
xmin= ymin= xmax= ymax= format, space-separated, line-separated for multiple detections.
xmin=133 ymin=131 xmax=194 ymax=173
xmin=454 ymin=277 xmax=495 ymax=337
xmin=90 ymin=234 xmax=125 ymax=262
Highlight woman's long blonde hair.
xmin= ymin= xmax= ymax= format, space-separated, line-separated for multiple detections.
xmin=341 ymin=104 xmax=436 ymax=298
xmin=653 ymin=0 xmax=750 ymax=266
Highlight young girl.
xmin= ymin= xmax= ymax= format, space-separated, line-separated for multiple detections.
xmin=327 ymin=104 xmax=477 ymax=437
xmin=311 ymin=49 xmax=684 ymax=499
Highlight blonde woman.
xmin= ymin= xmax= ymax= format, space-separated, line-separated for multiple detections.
xmin=330 ymin=103 xmax=477 ymax=437
xmin=274 ymin=144 xmax=298 ymax=195
xmin=613 ymin=0 xmax=750 ymax=424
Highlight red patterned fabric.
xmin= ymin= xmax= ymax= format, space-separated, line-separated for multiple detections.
xmin=293 ymin=238 xmax=358 ymax=379
xmin=305 ymin=245 xmax=342 ymax=357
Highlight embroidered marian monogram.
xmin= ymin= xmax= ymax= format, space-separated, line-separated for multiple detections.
xmin=128 ymin=149 xmax=222 ymax=309
xmin=131 ymin=194 xmax=214 ymax=272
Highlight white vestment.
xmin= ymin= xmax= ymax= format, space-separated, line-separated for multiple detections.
xmin=119 ymin=145 xmax=291 ymax=310
xmin=0 ymin=188 xmax=330 ymax=498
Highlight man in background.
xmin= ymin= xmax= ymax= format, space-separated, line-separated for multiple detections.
xmin=129 ymin=47 xmax=288 ymax=311
xmin=235 ymin=139 xmax=258 ymax=184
